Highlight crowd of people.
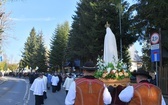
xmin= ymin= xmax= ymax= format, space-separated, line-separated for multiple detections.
xmin=29 ymin=71 xmax=76 ymax=105
xmin=28 ymin=61 xmax=166 ymax=105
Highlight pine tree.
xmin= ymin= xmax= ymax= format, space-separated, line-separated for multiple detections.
xmin=21 ymin=27 xmax=37 ymax=70
xmin=123 ymin=48 xmax=131 ymax=69
xmin=49 ymin=21 xmax=70 ymax=72
xmin=141 ymin=41 xmax=151 ymax=70
xmin=21 ymin=28 xmax=48 ymax=72
xmin=130 ymin=0 xmax=168 ymax=70
xmin=35 ymin=31 xmax=47 ymax=72
xmin=68 ymin=0 xmax=137 ymax=64
xmin=18 ymin=59 xmax=26 ymax=71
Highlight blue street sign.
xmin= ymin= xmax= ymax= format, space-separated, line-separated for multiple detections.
xmin=151 ymin=49 xmax=160 ymax=62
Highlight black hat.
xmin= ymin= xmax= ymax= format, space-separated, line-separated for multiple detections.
xmin=81 ymin=61 xmax=97 ymax=71
xmin=132 ymin=69 xmax=152 ymax=79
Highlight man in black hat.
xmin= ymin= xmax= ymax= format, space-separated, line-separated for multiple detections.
xmin=65 ymin=61 xmax=112 ymax=105
xmin=119 ymin=69 xmax=166 ymax=105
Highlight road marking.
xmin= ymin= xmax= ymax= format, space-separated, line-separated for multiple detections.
xmin=23 ymin=79 xmax=30 ymax=105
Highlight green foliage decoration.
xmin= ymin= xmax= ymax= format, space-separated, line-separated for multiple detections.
xmin=94 ymin=56 xmax=131 ymax=80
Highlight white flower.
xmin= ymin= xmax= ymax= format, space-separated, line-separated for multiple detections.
xmin=95 ymin=56 xmax=131 ymax=80
xmin=107 ymin=67 xmax=111 ymax=74
xmin=124 ymin=72 xmax=129 ymax=77
xmin=112 ymin=69 xmax=116 ymax=73
xmin=119 ymin=72 xmax=123 ymax=76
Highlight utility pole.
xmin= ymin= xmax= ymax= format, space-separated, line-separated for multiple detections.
xmin=119 ymin=2 xmax=122 ymax=60
xmin=110 ymin=1 xmax=122 ymax=60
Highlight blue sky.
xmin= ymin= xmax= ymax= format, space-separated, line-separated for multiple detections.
xmin=3 ymin=0 xmax=141 ymax=63
xmin=3 ymin=0 xmax=78 ymax=63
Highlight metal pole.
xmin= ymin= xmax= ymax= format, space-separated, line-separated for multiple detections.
xmin=119 ymin=3 xmax=122 ymax=59
xmin=110 ymin=2 xmax=122 ymax=59
xmin=159 ymin=28 xmax=162 ymax=87
xmin=156 ymin=61 xmax=158 ymax=86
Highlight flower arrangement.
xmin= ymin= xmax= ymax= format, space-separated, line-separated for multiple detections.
xmin=94 ymin=56 xmax=131 ymax=80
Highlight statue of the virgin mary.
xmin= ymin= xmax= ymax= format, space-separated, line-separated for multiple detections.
xmin=103 ymin=22 xmax=118 ymax=66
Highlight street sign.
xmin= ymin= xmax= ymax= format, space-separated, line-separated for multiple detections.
xmin=151 ymin=44 xmax=159 ymax=50
xmin=151 ymin=49 xmax=160 ymax=62
xmin=150 ymin=33 xmax=159 ymax=45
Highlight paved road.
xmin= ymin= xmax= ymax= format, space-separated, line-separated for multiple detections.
xmin=0 ymin=77 xmax=28 ymax=105
xmin=25 ymin=78 xmax=168 ymax=105
xmin=27 ymin=82 xmax=67 ymax=105
xmin=1 ymin=76 xmax=168 ymax=105
xmin=0 ymin=77 xmax=8 ymax=84
xmin=0 ymin=77 xmax=67 ymax=105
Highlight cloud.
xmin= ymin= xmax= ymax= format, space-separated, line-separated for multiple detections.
xmin=9 ymin=17 xmax=57 ymax=21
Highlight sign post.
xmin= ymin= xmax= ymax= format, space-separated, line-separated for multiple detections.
xmin=151 ymin=32 xmax=160 ymax=86
xmin=154 ymin=52 xmax=158 ymax=86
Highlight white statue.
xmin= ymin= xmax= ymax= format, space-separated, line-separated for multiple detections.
xmin=103 ymin=22 xmax=118 ymax=66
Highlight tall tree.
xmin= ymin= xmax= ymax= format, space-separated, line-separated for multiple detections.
xmin=18 ymin=59 xmax=26 ymax=71
xmin=49 ymin=21 xmax=70 ymax=71
xmin=8 ymin=63 xmax=18 ymax=71
xmin=141 ymin=41 xmax=151 ymax=70
xmin=68 ymin=0 xmax=137 ymax=64
xmin=0 ymin=2 xmax=12 ymax=57
xmin=35 ymin=32 xmax=47 ymax=72
xmin=129 ymin=0 xmax=168 ymax=43
xmin=123 ymin=48 xmax=131 ymax=69
xmin=21 ymin=27 xmax=37 ymax=70
xmin=0 ymin=60 xmax=7 ymax=71
xmin=21 ymin=29 xmax=48 ymax=72
xmin=130 ymin=0 xmax=168 ymax=70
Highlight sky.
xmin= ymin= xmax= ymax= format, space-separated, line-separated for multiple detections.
xmin=3 ymin=0 xmax=78 ymax=63
xmin=2 ymin=0 xmax=141 ymax=63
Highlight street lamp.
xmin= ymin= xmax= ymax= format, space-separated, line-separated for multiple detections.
xmin=110 ymin=3 xmax=123 ymax=60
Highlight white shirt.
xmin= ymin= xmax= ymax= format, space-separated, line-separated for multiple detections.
xmin=119 ymin=86 xmax=166 ymax=105
xmin=51 ymin=75 xmax=59 ymax=86
xmin=42 ymin=75 xmax=47 ymax=92
xmin=30 ymin=77 xmax=45 ymax=95
xmin=65 ymin=81 xmax=112 ymax=105
xmin=63 ymin=77 xmax=74 ymax=90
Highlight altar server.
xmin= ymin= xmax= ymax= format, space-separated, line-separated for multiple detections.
xmin=51 ymin=73 xmax=59 ymax=93
xmin=30 ymin=72 xmax=45 ymax=105
xmin=63 ymin=73 xmax=74 ymax=95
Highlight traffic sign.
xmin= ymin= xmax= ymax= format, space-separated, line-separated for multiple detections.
xmin=151 ymin=49 xmax=160 ymax=62
xmin=151 ymin=44 xmax=159 ymax=50
xmin=150 ymin=33 xmax=159 ymax=45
